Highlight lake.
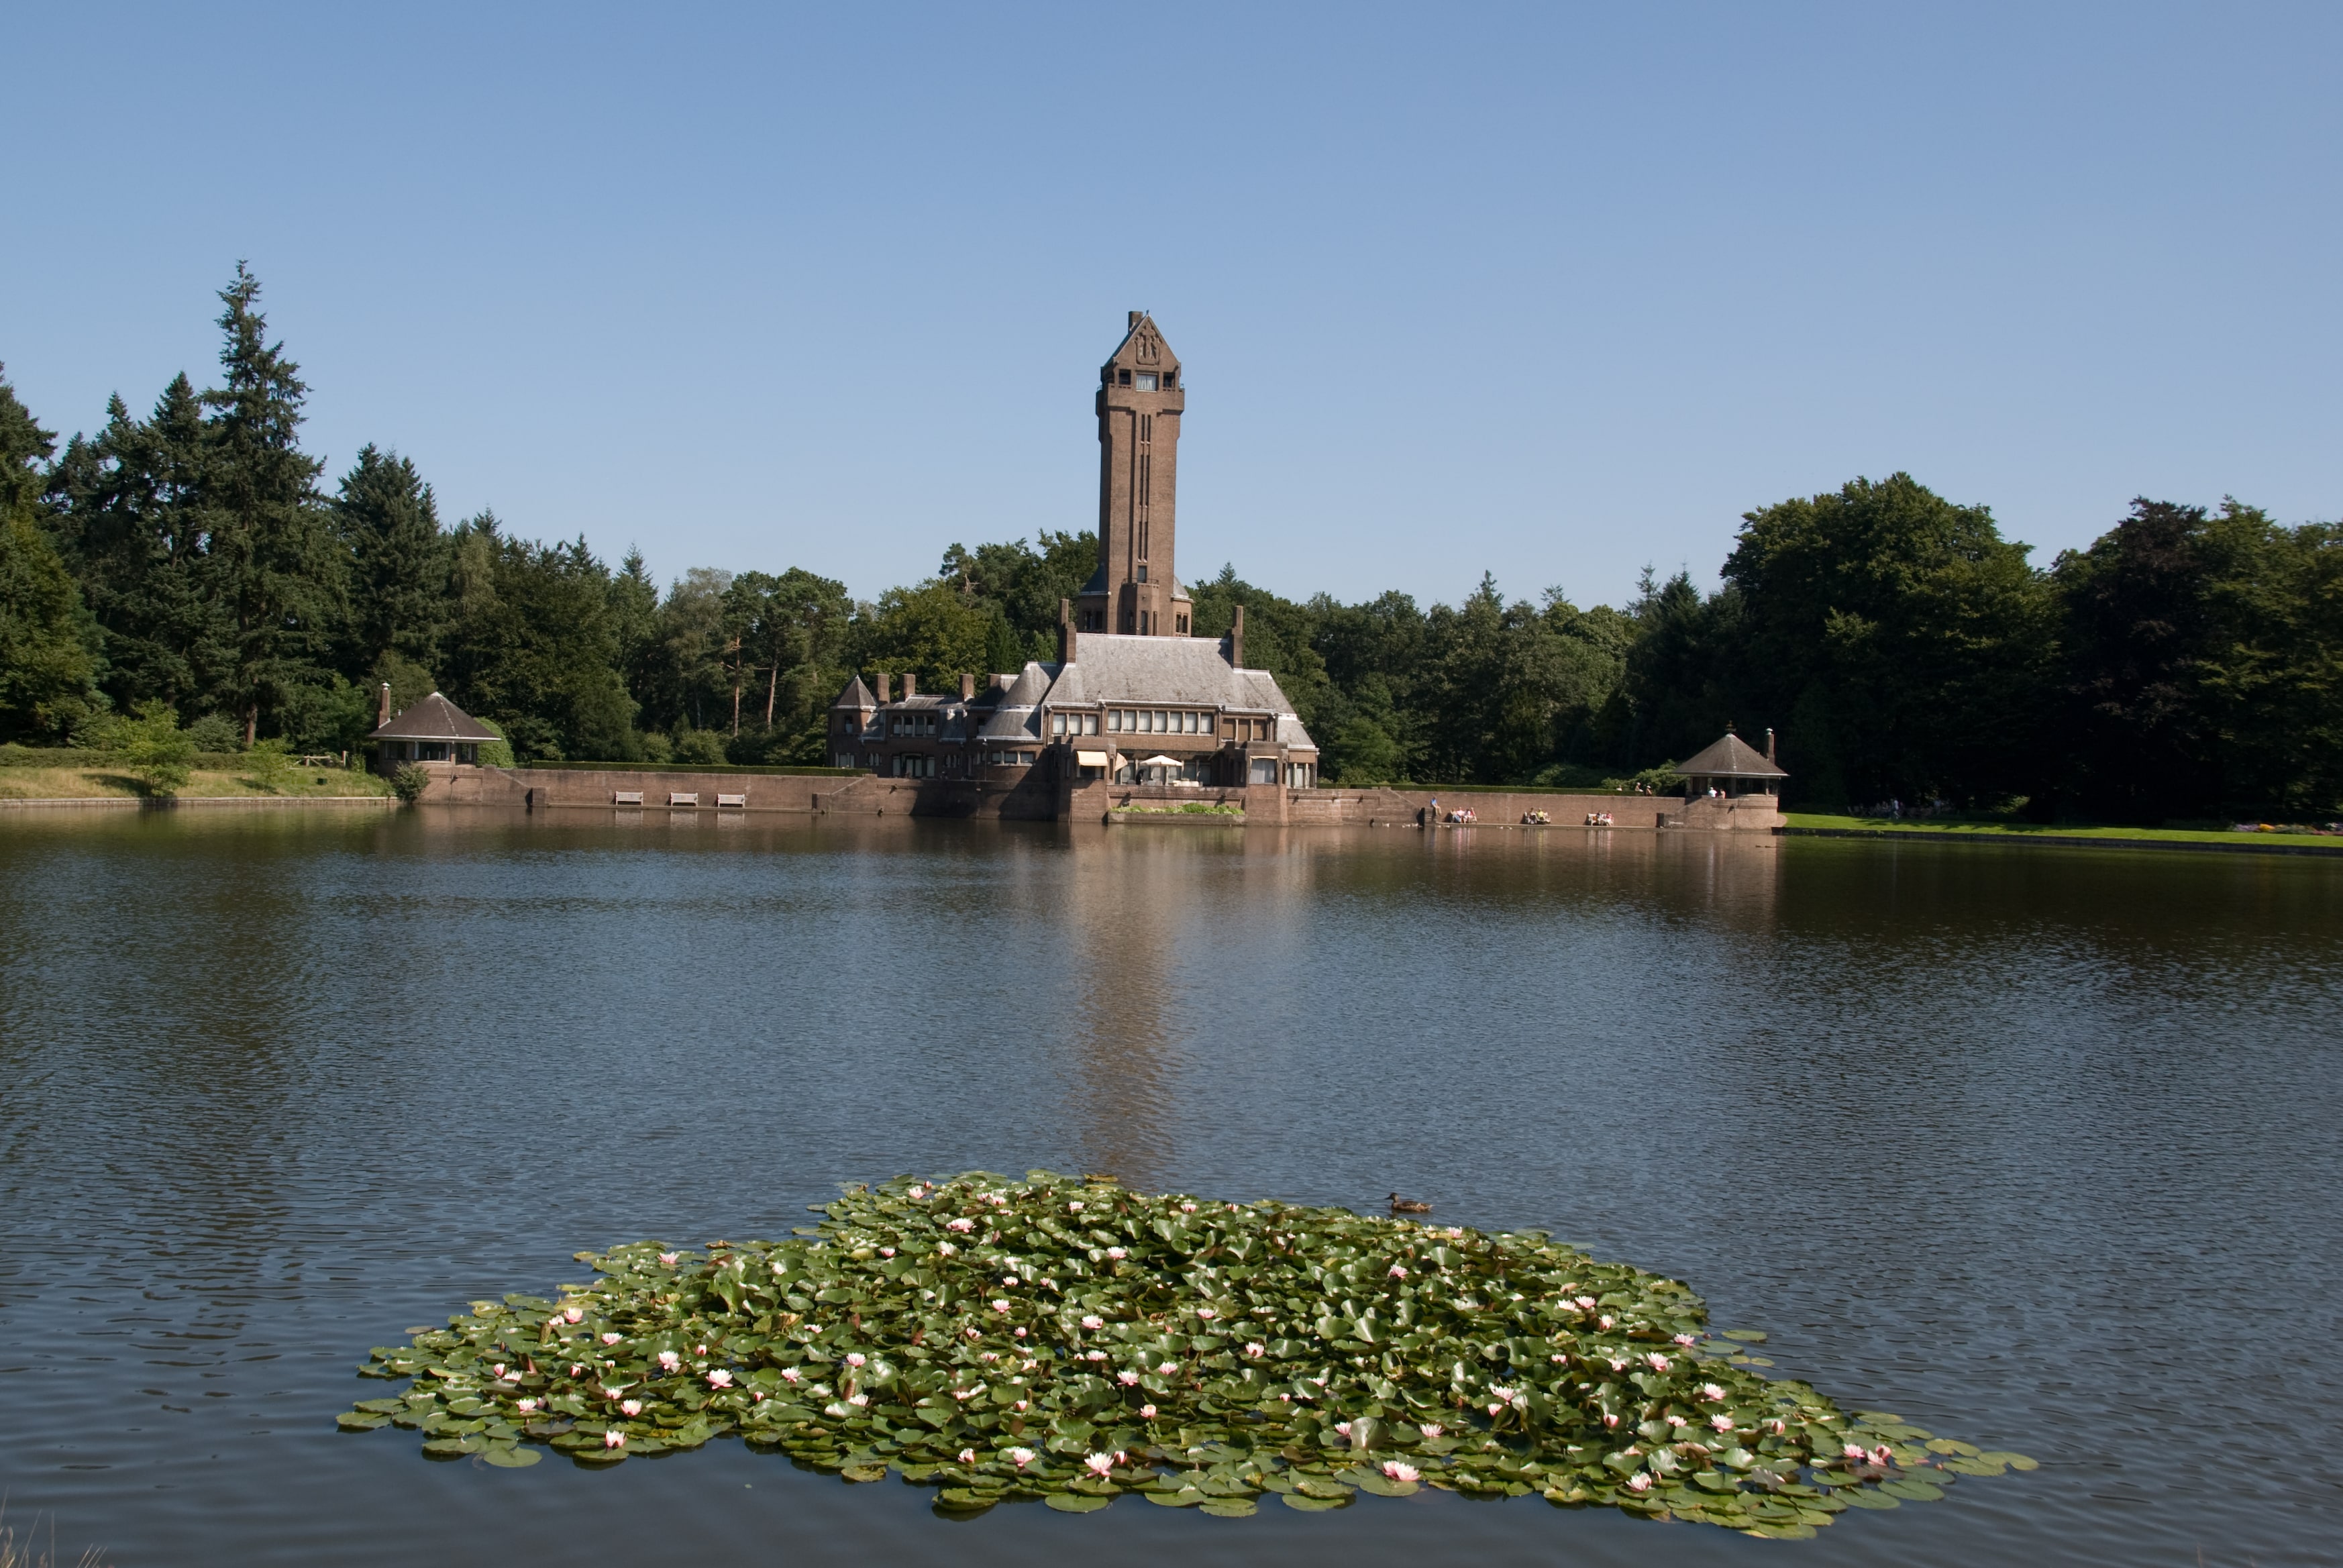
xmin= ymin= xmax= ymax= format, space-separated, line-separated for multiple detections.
xmin=1 ymin=810 xmax=2338 ymax=1565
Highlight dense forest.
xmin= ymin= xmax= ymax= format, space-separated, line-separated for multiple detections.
xmin=3 ymin=270 xmax=2339 ymax=821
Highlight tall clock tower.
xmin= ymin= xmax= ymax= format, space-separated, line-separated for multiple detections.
xmin=1076 ymin=311 xmax=1194 ymax=637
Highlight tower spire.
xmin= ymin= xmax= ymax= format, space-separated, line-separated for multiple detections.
xmin=1076 ymin=313 xmax=1194 ymax=637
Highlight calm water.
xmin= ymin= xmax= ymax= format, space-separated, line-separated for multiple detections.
xmin=1 ymin=811 xmax=2339 ymax=1566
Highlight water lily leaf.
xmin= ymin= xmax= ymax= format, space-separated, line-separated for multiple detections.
xmin=481 ymin=1444 xmax=541 ymax=1467
xmin=1981 ymin=1451 xmax=2038 ymax=1471
xmin=1722 ymin=1330 xmax=1767 ymax=1343
xmin=1883 ymin=1479 xmax=1944 ymax=1501
xmin=345 ymin=1170 xmax=2029 ymax=1535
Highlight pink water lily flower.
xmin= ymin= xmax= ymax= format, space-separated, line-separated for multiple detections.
xmin=620 ymin=1399 xmax=643 ymax=1416
xmin=1646 ymin=1353 xmax=1671 ymax=1372
xmin=1711 ymin=1414 xmax=1736 ymax=1432
xmin=1665 ymin=1414 xmax=1687 ymax=1429
xmin=569 ymin=1363 xmax=586 ymax=1377
xmin=1002 ymin=1275 xmax=1019 ymax=1288
xmin=1117 ymin=1369 xmax=1140 ymax=1385
xmin=847 ymin=1393 xmax=869 ymax=1408
xmin=1084 ymin=1452 xmax=1114 ymax=1477
xmin=1157 ymin=1359 xmax=1180 ymax=1375
xmin=1244 ymin=1342 xmax=1265 ymax=1357
xmin=1012 ymin=1399 xmax=1028 ymax=1412
xmin=947 ymin=1218 xmax=975 ymax=1233
xmin=937 ymin=1242 xmax=956 ymax=1256
xmin=1574 ymin=1296 xmax=1597 ymax=1310
xmin=1626 ymin=1472 xmax=1652 ymax=1493
xmin=780 ymin=1367 xmax=801 ymax=1383
xmin=1013 ymin=1327 xmax=1027 ymax=1338
xmin=1870 ymin=1445 xmax=1893 ymax=1467
xmin=1418 ymin=1422 xmax=1444 ymax=1439
xmin=656 ymin=1351 xmax=680 ymax=1373
xmin=1007 ymin=1446 xmax=1035 ymax=1467
xmin=957 ymin=1446 xmax=976 ymax=1463
xmin=1700 ymin=1382 xmax=1724 ymax=1401
xmin=1673 ymin=1333 xmax=1696 ymax=1347
xmin=1179 ymin=1202 xmax=1197 ymax=1213
xmin=909 ymin=1186 xmax=927 ymax=1200
xmin=1389 ymin=1265 xmax=1407 ymax=1278
xmin=601 ymin=1332 xmax=622 ymax=1347
xmin=658 ymin=1251 xmax=679 ymax=1267
xmin=1104 ymin=1247 xmax=1127 ymax=1260
xmin=515 ymin=1397 xmax=538 ymax=1413
xmin=1843 ymin=1442 xmax=1868 ymax=1461
xmin=1604 ymin=1412 xmax=1620 ymax=1428
xmin=1083 ymin=1349 xmax=1106 ymax=1362
xmin=1068 ymin=1201 xmax=1084 ymax=1212
xmin=1382 ymin=1461 xmax=1420 ymax=1483
xmin=707 ymin=1369 xmax=733 ymax=1388
xmin=603 ymin=1430 xmax=626 ymax=1449
xmin=563 ymin=1307 xmax=585 ymax=1324
xmin=1334 ymin=1421 xmax=1353 ymax=1436
xmin=846 ymin=1353 xmax=867 ymax=1368
xmin=1195 ymin=1307 xmax=1216 ymax=1320
xmin=1598 ymin=1315 xmax=1615 ymax=1330
xmin=880 ymin=1247 xmax=895 ymax=1258
xmin=1081 ymin=1315 xmax=1104 ymax=1330
xmin=1139 ymin=1404 xmax=1156 ymax=1418
xmin=990 ymin=1299 xmax=1012 ymax=1314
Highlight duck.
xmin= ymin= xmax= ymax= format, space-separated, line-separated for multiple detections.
xmin=1388 ymin=1192 xmax=1433 ymax=1214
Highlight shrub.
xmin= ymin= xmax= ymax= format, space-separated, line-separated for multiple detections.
xmin=123 ymin=702 xmax=195 ymax=796
xmin=474 ymin=717 xmax=517 ymax=769
xmin=186 ymin=713 xmax=242 ymax=752
xmin=244 ymin=737 xmax=294 ymax=792
xmin=673 ymin=727 xmax=727 ymax=765
xmin=390 ymin=763 xmax=430 ymax=803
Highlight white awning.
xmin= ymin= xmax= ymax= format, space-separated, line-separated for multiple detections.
xmin=1137 ymin=755 xmax=1182 ymax=768
xmin=1076 ymin=750 xmax=1108 ymax=767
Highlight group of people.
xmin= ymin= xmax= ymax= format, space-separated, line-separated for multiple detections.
xmin=1443 ymin=806 xmax=1479 ymax=825
xmin=1521 ymin=809 xmax=1553 ymax=825
xmin=1582 ymin=811 xmax=1616 ymax=827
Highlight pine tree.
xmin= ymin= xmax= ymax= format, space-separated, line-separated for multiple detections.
xmin=0 ymin=368 xmax=101 ymax=739
xmin=334 ymin=443 xmax=447 ymax=675
xmin=198 ymin=264 xmax=340 ymax=743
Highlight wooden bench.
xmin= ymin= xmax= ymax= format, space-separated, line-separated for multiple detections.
xmin=715 ymin=793 xmax=747 ymax=808
xmin=612 ymin=791 xmax=644 ymax=805
xmin=669 ymin=792 xmax=699 ymax=807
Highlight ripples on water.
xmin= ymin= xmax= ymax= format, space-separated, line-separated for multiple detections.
xmin=1 ymin=811 xmax=2338 ymax=1565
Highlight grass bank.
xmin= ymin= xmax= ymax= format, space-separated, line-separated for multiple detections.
xmin=1782 ymin=813 xmax=2343 ymax=855
xmin=0 ymin=764 xmax=395 ymax=802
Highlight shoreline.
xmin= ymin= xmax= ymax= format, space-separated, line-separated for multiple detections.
xmin=1781 ymin=823 xmax=2343 ymax=858
xmin=0 ymin=795 xmax=397 ymax=811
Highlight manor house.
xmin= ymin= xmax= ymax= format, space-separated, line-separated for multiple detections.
xmin=831 ymin=313 xmax=1320 ymax=796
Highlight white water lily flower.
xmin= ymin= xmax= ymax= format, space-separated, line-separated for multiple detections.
xmin=621 ymin=1399 xmax=643 ymax=1416
xmin=603 ymin=1430 xmax=626 ymax=1449
xmin=598 ymin=1331 xmax=621 ymax=1345
xmin=1105 ymin=1247 xmax=1127 ymax=1260
xmin=515 ymin=1398 xmax=538 ymax=1413
xmin=1382 ymin=1461 xmax=1420 ymax=1483
xmin=1139 ymin=1404 xmax=1157 ymax=1418
xmin=1418 ymin=1423 xmax=1443 ymax=1439
xmin=846 ymin=1353 xmax=866 ymax=1368
xmin=658 ymin=1351 xmax=681 ymax=1373
xmin=1081 ymin=1315 xmax=1103 ymax=1330
xmin=1084 ymin=1451 xmax=1114 ymax=1477
xmin=707 ymin=1369 xmax=733 ymax=1388
xmin=1007 ymin=1446 xmax=1035 ymax=1467
xmin=957 ymin=1446 xmax=976 ymax=1463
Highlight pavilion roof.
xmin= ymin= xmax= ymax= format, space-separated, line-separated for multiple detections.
xmin=370 ymin=692 xmax=501 ymax=743
xmin=1677 ymin=731 xmax=1787 ymax=778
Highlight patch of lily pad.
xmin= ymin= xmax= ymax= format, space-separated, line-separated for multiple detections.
xmin=342 ymin=1171 xmax=2034 ymax=1536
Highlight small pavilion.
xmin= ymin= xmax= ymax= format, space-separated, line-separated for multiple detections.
xmin=369 ymin=690 xmax=501 ymax=772
xmin=1677 ymin=729 xmax=1789 ymax=800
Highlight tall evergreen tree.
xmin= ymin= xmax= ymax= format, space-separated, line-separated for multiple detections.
xmin=0 ymin=369 xmax=102 ymax=739
xmin=334 ymin=444 xmax=446 ymax=676
xmin=197 ymin=264 xmax=340 ymax=742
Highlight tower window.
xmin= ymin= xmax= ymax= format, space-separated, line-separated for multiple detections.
xmin=1138 ymin=564 xmax=1148 ymax=583
xmin=1135 ymin=372 xmax=1157 ymax=391
xmin=1163 ymin=370 xmax=1176 ymax=388
xmin=1117 ymin=368 xmax=1131 ymax=386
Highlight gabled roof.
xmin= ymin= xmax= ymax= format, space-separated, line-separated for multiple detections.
xmin=1038 ymin=635 xmax=1319 ymax=753
xmin=370 ymin=692 xmax=501 ymax=743
xmin=1677 ymin=731 xmax=1787 ymax=778
xmin=1104 ymin=312 xmax=1180 ymax=374
xmin=978 ymin=661 xmax=1055 ymax=741
xmin=831 ymin=675 xmax=878 ymax=711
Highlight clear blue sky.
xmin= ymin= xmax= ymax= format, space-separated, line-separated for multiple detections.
xmin=7 ymin=3 xmax=2338 ymax=611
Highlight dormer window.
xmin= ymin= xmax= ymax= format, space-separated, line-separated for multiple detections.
xmin=1117 ymin=368 xmax=1132 ymax=386
xmin=1135 ymin=372 xmax=1157 ymax=390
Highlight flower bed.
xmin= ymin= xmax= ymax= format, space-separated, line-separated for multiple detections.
xmin=341 ymin=1172 xmax=2030 ymax=1534
xmin=1110 ymin=802 xmax=1244 ymax=817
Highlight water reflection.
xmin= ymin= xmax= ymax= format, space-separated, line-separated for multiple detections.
xmin=0 ymin=814 xmax=2338 ymax=1568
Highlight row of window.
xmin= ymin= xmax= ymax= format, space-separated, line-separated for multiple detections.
xmin=1050 ymin=713 xmax=1103 ymax=736
xmin=1107 ymin=708 xmax=1211 ymax=735
xmin=1108 ymin=369 xmax=1175 ymax=390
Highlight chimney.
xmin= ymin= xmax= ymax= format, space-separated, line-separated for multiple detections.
xmin=1228 ymin=605 xmax=1247 ymax=670
xmin=959 ymin=672 xmax=976 ymax=700
xmin=1058 ymin=597 xmax=1077 ymax=665
xmin=377 ymin=682 xmax=391 ymax=729
xmin=1765 ymin=727 xmax=1777 ymax=764
xmin=1128 ymin=310 xmax=1143 ymax=329
xmin=902 ymin=672 xmax=917 ymax=700
xmin=874 ymin=672 xmax=890 ymax=704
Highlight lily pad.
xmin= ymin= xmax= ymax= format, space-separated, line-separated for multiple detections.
xmin=340 ymin=1169 xmax=2029 ymax=1538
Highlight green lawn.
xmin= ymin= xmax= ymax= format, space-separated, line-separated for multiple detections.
xmin=1783 ymin=813 xmax=2332 ymax=845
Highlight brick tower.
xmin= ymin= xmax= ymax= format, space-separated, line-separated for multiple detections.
xmin=1076 ymin=311 xmax=1195 ymax=637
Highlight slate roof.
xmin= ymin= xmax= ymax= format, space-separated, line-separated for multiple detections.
xmin=831 ymin=675 xmax=878 ymax=710
xmin=1676 ymin=731 xmax=1787 ymax=779
xmin=977 ymin=661 xmax=1055 ymax=741
xmin=1042 ymin=635 xmax=1318 ymax=755
xmin=370 ymin=692 xmax=501 ymax=743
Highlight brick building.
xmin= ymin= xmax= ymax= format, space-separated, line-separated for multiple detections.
xmin=830 ymin=313 xmax=1318 ymax=804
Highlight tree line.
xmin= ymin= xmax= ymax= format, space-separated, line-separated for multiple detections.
xmin=2 ymin=269 xmax=2338 ymax=821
